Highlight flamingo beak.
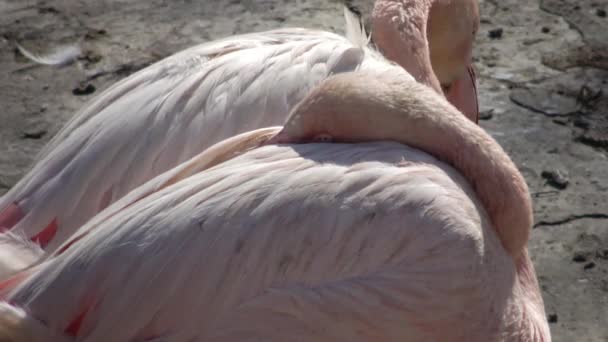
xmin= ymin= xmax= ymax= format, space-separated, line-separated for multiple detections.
xmin=444 ymin=65 xmax=479 ymax=124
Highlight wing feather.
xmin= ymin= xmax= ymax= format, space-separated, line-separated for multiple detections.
xmin=7 ymin=143 xmax=513 ymax=341
xmin=1 ymin=29 xmax=371 ymax=251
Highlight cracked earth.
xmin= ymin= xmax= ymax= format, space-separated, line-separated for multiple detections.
xmin=0 ymin=0 xmax=607 ymax=340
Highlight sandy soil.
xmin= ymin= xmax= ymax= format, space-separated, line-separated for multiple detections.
xmin=1 ymin=0 xmax=607 ymax=340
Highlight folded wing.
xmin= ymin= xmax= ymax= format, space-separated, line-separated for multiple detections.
xmin=0 ymin=29 xmax=369 ymax=252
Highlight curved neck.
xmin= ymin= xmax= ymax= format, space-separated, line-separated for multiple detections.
xmin=278 ymin=71 xmax=532 ymax=259
xmin=371 ymin=0 xmax=442 ymax=94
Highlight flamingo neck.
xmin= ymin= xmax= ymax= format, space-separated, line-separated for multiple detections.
xmin=278 ymin=70 xmax=532 ymax=259
xmin=371 ymin=0 xmax=442 ymax=94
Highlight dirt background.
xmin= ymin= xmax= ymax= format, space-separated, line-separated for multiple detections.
xmin=0 ymin=0 xmax=607 ymax=340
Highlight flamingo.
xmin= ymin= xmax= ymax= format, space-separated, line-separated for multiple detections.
xmin=0 ymin=0 xmax=480 ymax=258
xmin=0 ymin=68 xmax=549 ymax=341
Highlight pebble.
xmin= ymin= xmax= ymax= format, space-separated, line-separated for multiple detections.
xmin=572 ymin=253 xmax=587 ymax=263
xmin=22 ymin=129 xmax=47 ymax=139
xmin=72 ymin=83 xmax=96 ymax=96
xmin=547 ymin=314 xmax=558 ymax=323
xmin=488 ymin=28 xmax=504 ymax=39
xmin=541 ymin=169 xmax=569 ymax=190
xmin=479 ymin=109 xmax=494 ymax=120
xmin=584 ymin=262 xmax=596 ymax=270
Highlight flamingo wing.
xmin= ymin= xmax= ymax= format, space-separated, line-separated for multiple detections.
xmin=4 ymin=143 xmax=514 ymax=341
xmin=0 ymin=29 xmax=370 ymax=251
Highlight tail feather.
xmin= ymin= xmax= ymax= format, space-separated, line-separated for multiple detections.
xmin=0 ymin=302 xmax=71 ymax=342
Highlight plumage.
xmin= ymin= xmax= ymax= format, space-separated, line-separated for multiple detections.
xmin=2 ymin=143 xmax=520 ymax=341
xmin=1 ymin=26 xmax=397 ymax=252
xmin=0 ymin=70 xmax=549 ymax=341
xmin=0 ymin=0 xmax=481 ymax=259
xmin=0 ymin=0 xmax=553 ymax=339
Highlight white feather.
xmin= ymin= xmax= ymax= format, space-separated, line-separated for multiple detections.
xmin=16 ymin=42 xmax=81 ymax=67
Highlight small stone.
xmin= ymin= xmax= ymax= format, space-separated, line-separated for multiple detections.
xmin=72 ymin=83 xmax=96 ymax=96
xmin=547 ymin=314 xmax=558 ymax=323
xmin=541 ymin=27 xmax=550 ymax=33
xmin=541 ymin=170 xmax=569 ymax=190
xmin=479 ymin=109 xmax=494 ymax=120
xmin=597 ymin=9 xmax=607 ymax=18
xmin=584 ymin=262 xmax=596 ymax=270
xmin=22 ymin=129 xmax=47 ymax=139
xmin=572 ymin=253 xmax=587 ymax=263
xmin=488 ymin=28 xmax=503 ymax=39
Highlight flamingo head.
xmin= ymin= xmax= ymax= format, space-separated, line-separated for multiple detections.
xmin=428 ymin=0 xmax=480 ymax=123
xmin=371 ymin=0 xmax=480 ymax=123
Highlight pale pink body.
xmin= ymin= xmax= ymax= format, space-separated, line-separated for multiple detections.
xmin=0 ymin=1 xmax=552 ymax=340
xmin=0 ymin=70 xmax=549 ymax=341
xmin=0 ymin=0 xmax=479 ymax=259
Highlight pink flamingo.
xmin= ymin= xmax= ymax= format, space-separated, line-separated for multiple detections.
xmin=0 ymin=68 xmax=549 ymax=341
xmin=0 ymin=0 xmax=480 ymax=260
